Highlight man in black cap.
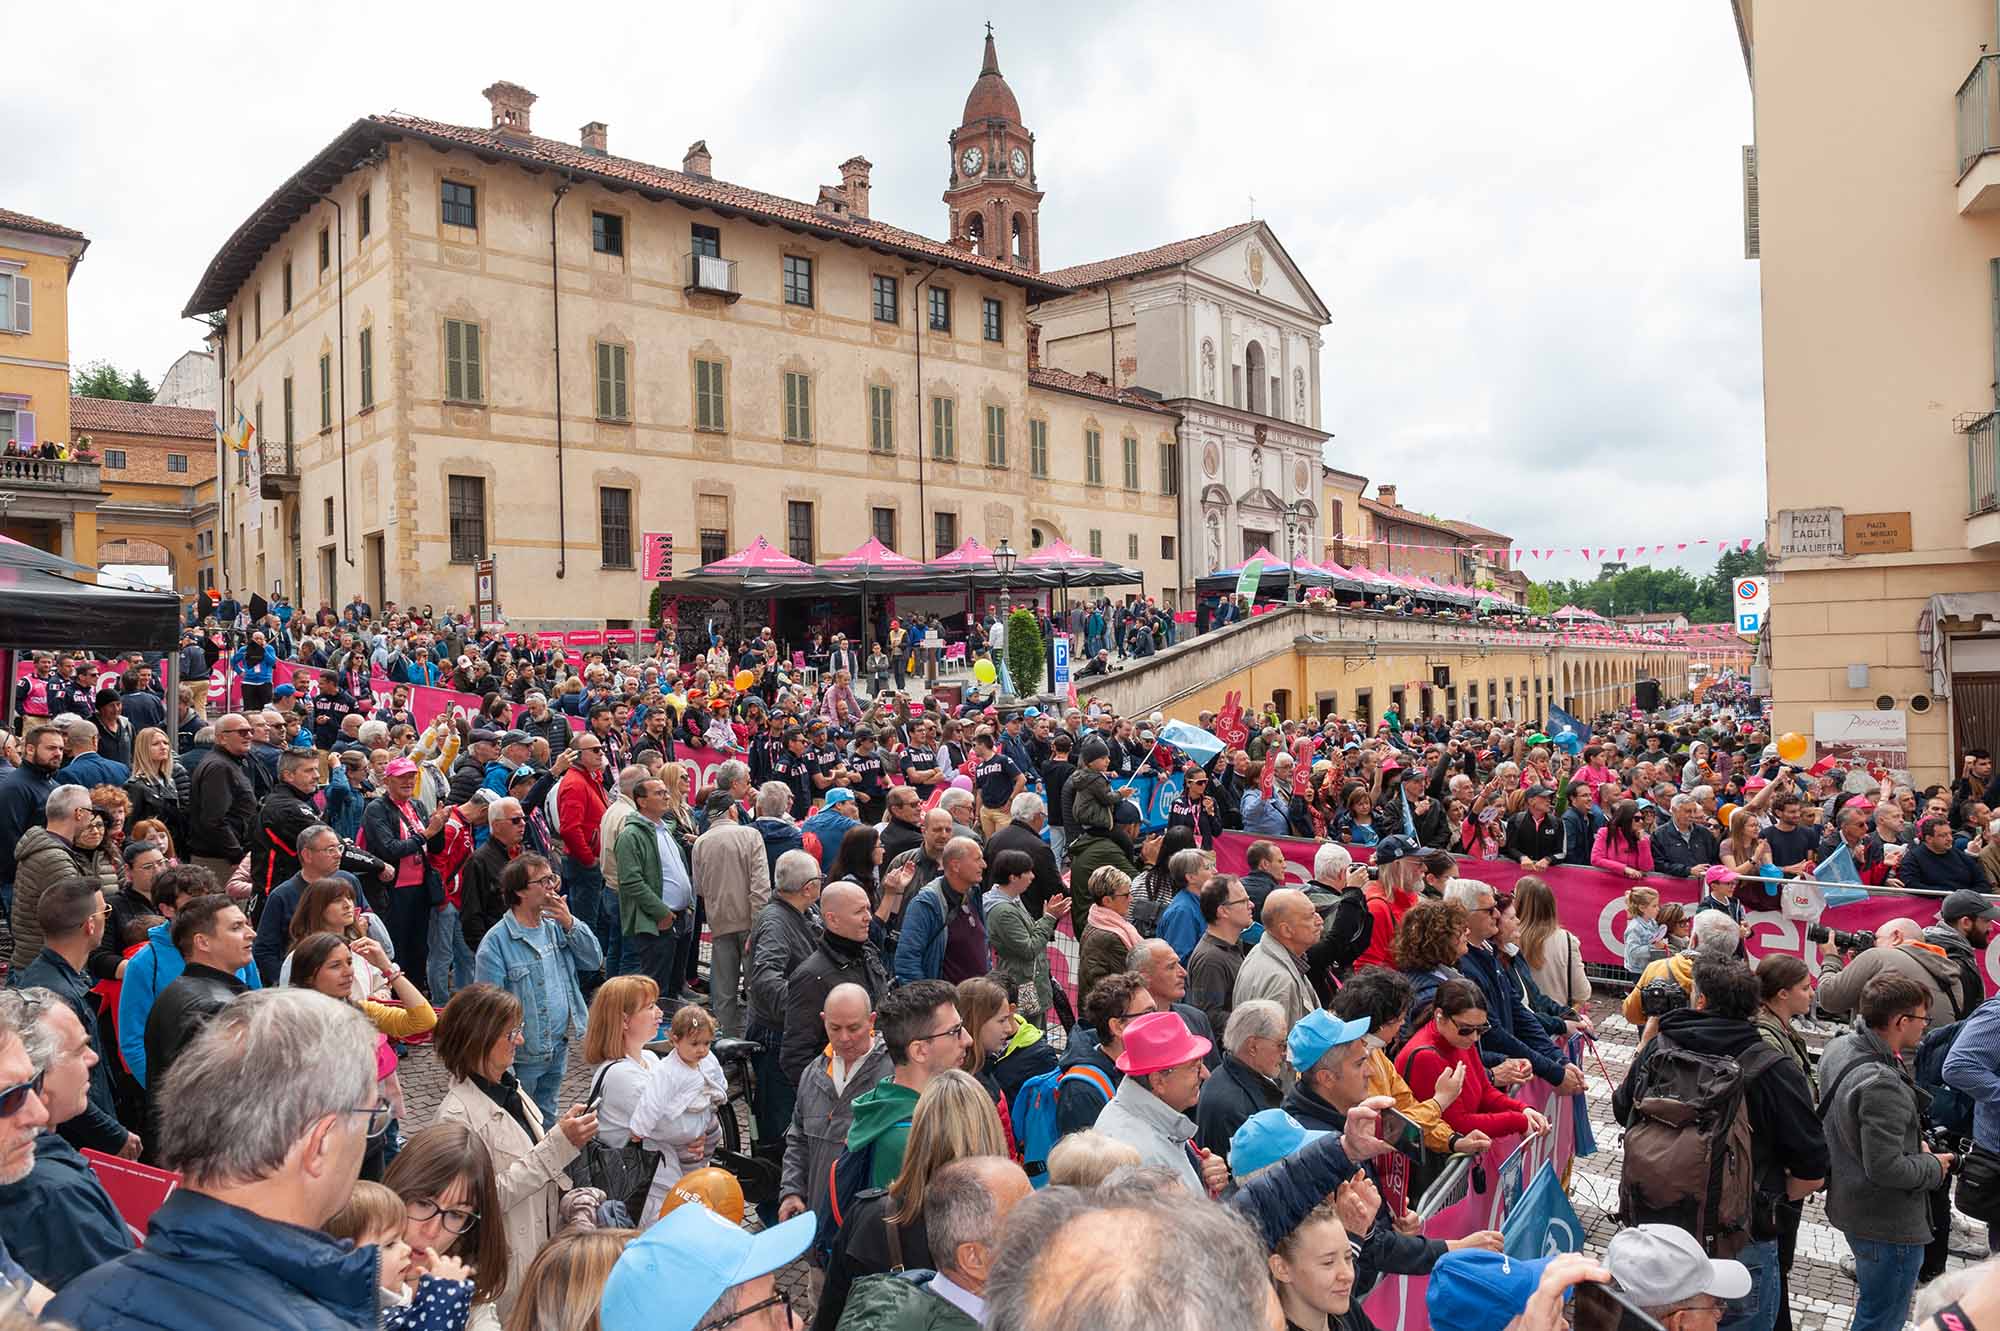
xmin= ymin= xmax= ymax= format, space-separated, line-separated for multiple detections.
xmin=448 ymin=729 xmax=501 ymax=806
xmin=1501 ymin=785 xmax=1561 ymax=870
xmin=770 ymin=727 xmax=813 ymax=819
xmin=1926 ymin=888 xmax=2000 ymax=1024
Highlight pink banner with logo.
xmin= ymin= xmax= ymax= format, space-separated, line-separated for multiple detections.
xmin=565 ymin=630 xmax=604 ymax=648
xmin=1214 ymin=833 xmax=2000 ymax=995
xmin=605 ymin=628 xmax=638 ymax=646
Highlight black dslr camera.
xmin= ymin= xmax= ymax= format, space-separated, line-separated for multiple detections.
xmin=1638 ymin=977 xmax=1689 ymax=1018
xmin=1926 ymin=1127 xmax=1967 ymax=1174
xmin=1805 ymin=924 xmax=1876 ymax=952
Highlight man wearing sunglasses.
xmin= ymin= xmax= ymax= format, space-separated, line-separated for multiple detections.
xmin=0 ymin=991 xmax=54 ymax=1313
xmin=50 ymin=988 xmax=387 ymax=1331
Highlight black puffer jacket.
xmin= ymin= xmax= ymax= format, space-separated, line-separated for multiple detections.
xmin=187 ymin=749 xmax=257 ymax=862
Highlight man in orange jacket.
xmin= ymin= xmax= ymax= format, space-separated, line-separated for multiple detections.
xmin=556 ymin=734 xmax=614 ymax=981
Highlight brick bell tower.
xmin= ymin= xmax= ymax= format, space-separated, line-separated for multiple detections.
xmin=944 ymin=25 xmax=1043 ymax=272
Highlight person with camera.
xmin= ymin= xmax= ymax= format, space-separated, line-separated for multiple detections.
xmin=1820 ymin=971 xmax=1955 ymax=1331
xmin=1613 ymin=956 xmax=1826 ymax=1331
xmin=1815 ymin=917 xmax=1964 ymax=1037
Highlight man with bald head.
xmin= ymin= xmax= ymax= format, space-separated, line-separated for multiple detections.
xmin=781 ymin=879 xmax=889 ymax=1087
xmin=186 ymin=711 xmax=257 ymax=883
xmin=895 ymin=835 xmax=989 ymax=985
xmin=1232 ymin=887 xmax=1319 ymax=1035
xmin=1817 ymin=915 xmax=1967 ymax=1035
xmin=776 ymin=982 xmax=888 ymax=1228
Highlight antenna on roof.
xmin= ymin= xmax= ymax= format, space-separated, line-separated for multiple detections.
xmin=1249 ymin=193 xmax=1256 ymax=220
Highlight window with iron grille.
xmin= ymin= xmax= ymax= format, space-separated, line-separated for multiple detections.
xmin=1029 ymin=419 xmax=1048 ymax=478
xmin=319 ymin=354 xmax=332 ymax=430
xmin=325 ymin=496 xmax=335 ymax=536
xmin=872 ymin=507 xmax=897 ymax=550
xmin=359 ymin=327 xmax=374 ymax=408
xmin=928 ymin=286 xmax=951 ymax=333
xmin=447 ymin=475 xmax=485 ymax=563
xmin=596 ymin=343 xmax=629 ymax=421
xmin=600 ymin=487 xmax=632 ymax=567
xmin=868 ymin=385 xmax=894 ymax=453
xmin=441 ymin=180 xmax=477 ymax=229
xmin=1122 ymin=435 xmax=1140 ymax=490
xmin=783 ymin=255 xmax=813 ymax=307
xmin=1161 ymin=535 xmax=1174 ymax=560
xmin=444 ymin=320 xmax=483 ymax=403
xmin=783 ymin=372 xmax=813 ymax=441
xmin=1088 ymin=528 xmax=1102 ymax=557
xmin=700 ymin=529 xmax=728 ymax=564
xmin=787 ymin=501 xmax=815 ymax=562
xmin=592 ymin=212 xmax=624 ymax=256
xmin=985 ymin=404 xmax=1006 ymax=467
xmin=934 ymin=511 xmax=958 ymax=557
xmin=931 ymin=397 xmax=955 ymax=459
xmin=982 ymin=297 xmax=1002 ymax=342
xmin=1085 ymin=429 xmax=1102 ymax=485
xmin=695 ymin=359 xmax=726 ymax=431
xmin=1158 ymin=440 xmax=1178 ymax=495
xmin=167 ymin=454 xmax=188 ymax=473
xmin=872 ymin=275 xmax=899 ymax=324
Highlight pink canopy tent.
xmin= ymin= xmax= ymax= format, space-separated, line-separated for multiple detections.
xmin=693 ymin=535 xmax=818 ymax=578
xmin=1018 ymin=538 xmax=1107 ymax=571
xmin=925 ymin=537 xmax=997 ymax=569
xmin=820 ymin=537 xmax=925 ymax=574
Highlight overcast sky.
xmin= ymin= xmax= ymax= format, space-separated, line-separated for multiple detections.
xmin=4 ymin=1 xmax=1759 ymax=583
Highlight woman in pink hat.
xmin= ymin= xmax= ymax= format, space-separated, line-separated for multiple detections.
xmin=361 ymin=754 xmax=447 ymax=988
xmin=1092 ymin=1009 xmax=1227 ymax=1197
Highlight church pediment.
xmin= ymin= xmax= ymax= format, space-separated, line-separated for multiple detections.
xmin=1190 ymin=223 xmax=1329 ymax=322
xmin=1237 ymin=486 xmax=1286 ymax=514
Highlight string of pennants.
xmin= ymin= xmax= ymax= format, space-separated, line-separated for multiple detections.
xmin=1355 ymin=537 xmax=1758 ymax=564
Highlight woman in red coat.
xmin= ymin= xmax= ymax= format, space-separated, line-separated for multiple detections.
xmin=1394 ymin=978 xmax=1551 ymax=1142
xmin=1353 ymin=836 xmax=1424 ymax=972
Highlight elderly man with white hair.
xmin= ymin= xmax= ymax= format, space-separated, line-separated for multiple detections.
xmin=1446 ymin=878 xmax=1581 ymax=1093
xmin=1651 ymin=792 xmax=1721 ymax=878
xmin=1621 ymin=907 xmax=1748 ymax=1034
xmin=1194 ymin=997 xmax=1286 ymax=1156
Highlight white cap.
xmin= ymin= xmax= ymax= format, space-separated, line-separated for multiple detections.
xmin=1604 ymin=1224 xmax=1750 ymax=1308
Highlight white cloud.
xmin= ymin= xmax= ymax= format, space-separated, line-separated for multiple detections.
xmin=2 ymin=0 xmax=1760 ymax=583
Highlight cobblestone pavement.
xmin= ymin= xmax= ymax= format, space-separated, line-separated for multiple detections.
xmin=398 ymin=982 xmax=1988 ymax=1329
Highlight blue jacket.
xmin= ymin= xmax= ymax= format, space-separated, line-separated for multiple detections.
xmin=801 ymin=805 xmax=860 ymax=871
xmin=0 ymin=763 xmax=57 ymax=889
xmin=118 ymin=922 xmax=263 ymax=1086
xmin=1226 ymin=1122 xmax=1361 ymax=1252
xmin=1156 ymin=888 xmax=1205 ymax=965
xmin=1282 ymin=1082 xmax=1446 ymax=1296
xmin=0 ymin=1131 xmax=133 ymax=1289
xmin=753 ymin=816 xmax=804 ymax=881
xmin=16 ymin=949 xmax=128 ymax=1155
xmin=1457 ymin=943 xmax=1567 ymax=1085
xmin=1239 ymin=792 xmax=1290 ymax=837
xmin=1944 ymin=995 xmax=2000 ymax=1154
xmin=893 ymin=878 xmax=987 ymax=985
xmin=46 ymin=1188 xmax=380 ymax=1331
xmin=55 ymin=754 xmax=131 ymax=791
xmin=227 ymin=648 xmax=275 ymax=686
xmin=472 ymin=911 xmax=603 ymax=1063
xmin=323 ymin=767 xmax=362 ymax=841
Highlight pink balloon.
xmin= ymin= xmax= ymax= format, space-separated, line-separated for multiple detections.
xmin=950 ymin=774 xmax=975 ymax=792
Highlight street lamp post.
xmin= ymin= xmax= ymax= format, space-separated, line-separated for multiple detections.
xmin=994 ymin=540 xmax=1018 ymax=614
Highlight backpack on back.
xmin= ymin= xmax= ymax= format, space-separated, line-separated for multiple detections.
xmin=1014 ymin=1064 xmax=1115 ymax=1185
xmin=1915 ymin=1010 xmax=1980 ymax=1138
xmin=1618 ymin=1032 xmax=1778 ymax=1258
xmin=810 ymin=1119 xmax=909 ymax=1266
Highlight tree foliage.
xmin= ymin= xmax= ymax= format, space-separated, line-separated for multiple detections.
xmin=1527 ymin=544 xmax=1766 ymax=623
xmin=71 ymin=360 xmax=156 ymax=402
xmin=1006 ymin=608 xmax=1044 ymax=696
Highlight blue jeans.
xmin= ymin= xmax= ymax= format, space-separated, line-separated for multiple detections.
xmin=427 ymin=903 xmax=474 ymax=1002
xmin=1720 ymin=1238 xmax=1779 ymax=1331
xmin=512 ymin=1037 xmax=568 ymax=1126
xmin=1848 ymin=1238 xmax=1925 ymax=1331
xmin=565 ymin=863 xmax=621 ymax=982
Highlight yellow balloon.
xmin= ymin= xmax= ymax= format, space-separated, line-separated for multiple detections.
xmin=732 ymin=670 xmax=755 ymax=690
xmin=1776 ymin=731 xmax=1807 ymax=764
xmin=973 ymin=658 xmax=998 ymax=685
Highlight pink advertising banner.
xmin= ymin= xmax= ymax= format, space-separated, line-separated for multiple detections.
xmin=565 ymin=630 xmax=604 ymax=648
xmin=1214 ymin=834 xmax=2000 ymax=996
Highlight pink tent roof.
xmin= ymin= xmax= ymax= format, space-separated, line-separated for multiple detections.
xmin=926 ymin=537 xmax=996 ymax=569
xmin=820 ymin=537 xmax=924 ymax=572
xmin=695 ymin=535 xmax=817 ymax=577
xmin=1019 ymin=538 xmax=1107 ymax=567
xmin=1552 ymin=604 xmax=1608 ymax=621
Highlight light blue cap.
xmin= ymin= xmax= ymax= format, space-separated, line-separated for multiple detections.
xmin=1228 ymin=1108 xmax=1328 ymax=1177
xmin=1285 ymin=1008 xmax=1372 ymax=1073
xmin=600 ymin=1205 xmax=816 ymax=1331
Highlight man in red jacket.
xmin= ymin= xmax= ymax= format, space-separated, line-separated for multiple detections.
xmin=556 ymin=735 xmax=614 ymax=983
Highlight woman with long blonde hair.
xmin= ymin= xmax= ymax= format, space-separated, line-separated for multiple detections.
xmin=501 ymin=1229 xmax=635 ymax=1331
xmin=1721 ymin=806 xmax=1772 ymax=875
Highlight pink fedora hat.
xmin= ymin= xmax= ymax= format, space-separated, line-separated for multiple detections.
xmin=1115 ymin=1011 xmax=1212 ymax=1076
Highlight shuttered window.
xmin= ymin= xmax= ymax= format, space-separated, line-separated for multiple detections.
xmin=444 ymin=320 xmax=482 ymax=403
xmin=695 ymin=359 xmax=726 ymax=430
xmin=931 ymin=397 xmax=956 ymax=459
xmin=868 ymin=385 xmax=895 ymax=453
xmin=1085 ymin=429 xmax=1102 ymax=485
xmin=596 ymin=342 xmax=629 ymax=420
xmin=1029 ymin=419 xmax=1048 ymax=477
xmin=985 ymin=404 xmax=1006 ymax=467
xmin=784 ymin=372 xmax=813 ymax=441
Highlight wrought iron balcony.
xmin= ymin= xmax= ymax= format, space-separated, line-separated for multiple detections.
xmin=0 ymin=456 xmax=102 ymax=492
xmin=258 ymin=439 xmax=298 ymax=500
xmin=1957 ymin=55 xmax=2000 ymax=211
xmin=684 ymin=253 xmax=740 ymax=301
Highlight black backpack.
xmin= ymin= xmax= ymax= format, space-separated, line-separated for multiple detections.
xmin=810 ymin=1120 xmax=909 ymax=1266
xmin=1913 ymin=1003 xmax=1990 ymax=1138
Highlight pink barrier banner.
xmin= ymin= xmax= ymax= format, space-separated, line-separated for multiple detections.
xmin=605 ymin=628 xmax=638 ymax=645
xmin=536 ymin=632 xmax=566 ymax=650
xmin=1362 ymin=1075 xmax=1578 ymax=1331
xmin=565 ymin=630 xmax=604 ymax=648
xmin=1214 ymin=833 xmax=2000 ymax=995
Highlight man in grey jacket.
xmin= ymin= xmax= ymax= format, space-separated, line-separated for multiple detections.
xmin=1819 ymin=970 xmax=1955 ymax=1331
xmin=774 ymin=983 xmax=889 ymax=1239
xmin=1815 ymin=918 xmax=1965 ymax=1036
xmin=745 ymin=845 xmax=822 ymax=1158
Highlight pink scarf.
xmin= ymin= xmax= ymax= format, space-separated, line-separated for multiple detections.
xmin=1088 ymin=902 xmax=1142 ymax=952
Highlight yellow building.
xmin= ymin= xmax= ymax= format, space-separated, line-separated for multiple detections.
xmin=186 ymin=44 xmax=1184 ymax=628
xmin=1734 ymin=0 xmax=2000 ymax=782
xmin=1319 ymin=468 xmax=1527 ymax=604
xmin=0 ymin=207 xmax=97 ymax=566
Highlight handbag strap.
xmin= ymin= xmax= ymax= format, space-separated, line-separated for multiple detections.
xmin=884 ymin=1214 xmax=906 ymax=1273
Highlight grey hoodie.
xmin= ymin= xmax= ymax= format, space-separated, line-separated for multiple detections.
xmin=1816 ymin=942 xmax=1964 ymax=1035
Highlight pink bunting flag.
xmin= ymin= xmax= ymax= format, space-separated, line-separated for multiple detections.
xmin=1739 ymin=538 xmax=1752 ymax=552
xmin=1676 ymin=543 xmax=1687 ymax=552
xmin=1616 ymin=547 xmax=1626 ymax=560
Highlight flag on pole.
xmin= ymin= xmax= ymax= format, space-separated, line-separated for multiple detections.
xmin=225 ymin=408 xmax=255 ymax=455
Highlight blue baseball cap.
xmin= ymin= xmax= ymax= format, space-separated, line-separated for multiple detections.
xmin=600 ymin=1205 xmax=816 ymax=1331
xmin=1425 ymin=1249 xmax=1562 ymax=1331
xmin=1285 ymin=1009 xmax=1371 ymax=1074
xmin=1228 ymin=1109 xmax=1327 ymax=1178
xmin=1022 ymin=706 xmax=1041 ymax=717
xmin=824 ymin=787 xmax=855 ymax=805
xmin=272 ymin=683 xmax=296 ymax=698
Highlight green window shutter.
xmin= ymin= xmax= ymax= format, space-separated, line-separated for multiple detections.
xmin=446 ymin=321 xmax=463 ymax=401
xmin=465 ymin=324 xmax=482 ymax=402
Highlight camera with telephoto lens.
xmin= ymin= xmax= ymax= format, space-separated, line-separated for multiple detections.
xmin=1927 ymin=1127 xmax=1967 ymax=1175
xmin=1805 ymin=924 xmax=1875 ymax=952
xmin=1639 ymin=977 xmax=1690 ymax=1018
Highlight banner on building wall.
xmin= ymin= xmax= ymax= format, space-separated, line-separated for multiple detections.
xmin=1812 ymin=709 xmax=1909 ymax=779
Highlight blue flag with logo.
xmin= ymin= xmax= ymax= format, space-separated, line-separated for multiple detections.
xmin=1547 ymin=704 xmax=1591 ymax=750
xmin=1127 ymin=771 xmax=1185 ymax=832
xmin=1500 ymin=1161 xmax=1584 ymax=1259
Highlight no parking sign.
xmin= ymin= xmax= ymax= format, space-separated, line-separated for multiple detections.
xmin=1733 ymin=576 xmax=1768 ymax=637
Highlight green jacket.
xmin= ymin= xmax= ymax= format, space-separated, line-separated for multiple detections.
xmin=983 ymin=892 xmax=1057 ymax=1018
xmin=835 ymin=1272 xmax=979 ymax=1331
xmin=848 ymin=1078 xmax=919 ymax=1189
xmin=613 ymin=814 xmax=671 ymax=938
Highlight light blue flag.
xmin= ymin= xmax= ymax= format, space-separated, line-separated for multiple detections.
xmin=1158 ymin=720 xmax=1225 ymax=765
xmin=1812 ymin=842 xmax=1871 ymax=908
xmin=1500 ymin=1162 xmax=1585 ymax=1259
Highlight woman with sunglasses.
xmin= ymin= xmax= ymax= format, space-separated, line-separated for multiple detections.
xmin=384 ymin=1122 xmax=510 ymax=1331
xmin=1393 ymin=978 xmax=1547 ymax=1143
xmin=290 ymin=930 xmax=435 ymax=1180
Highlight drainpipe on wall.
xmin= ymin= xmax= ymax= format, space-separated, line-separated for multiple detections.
xmin=550 ymin=180 xmax=571 ymax=579
xmin=912 ymin=261 xmax=944 ymax=557
xmin=1104 ymin=287 xmax=1115 ymax=389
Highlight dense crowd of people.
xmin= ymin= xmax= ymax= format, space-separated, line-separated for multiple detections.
xmin=0 ymin=599 xmax=1992 ymax=1331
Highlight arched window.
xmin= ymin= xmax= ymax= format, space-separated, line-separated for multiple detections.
xmin=1011 ymin=213 xmax=1028 ymax=264
xmin=1245 ymin=341 xmax=1267 ymax=415
xmin=965 ymin=213 xmax=986 ymax=257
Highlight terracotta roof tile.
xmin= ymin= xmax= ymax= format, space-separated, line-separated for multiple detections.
xmin=1027 ymin=365 xmax=1178 ymax=416
xmin=1040 ymin=221 xmax=1260 ymax=289
xmin=1446 ymin=518 xmax=1512 ymax=542
xmin=1358 ymin=497 xmax=1464 ymax=535
xmin=0 ymin=208 xmax=87 ymax=243
xmin=70 ymin=397 xmax=216 ymax=440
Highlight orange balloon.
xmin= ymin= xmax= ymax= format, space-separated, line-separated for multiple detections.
xmin=1776 ymin=731 xmax=1808 ymax=764
xmin=1718 ymin=803 xmax=1739 ymax=827
xmin=733 ymin=670 xmax=756 ymax=691
xmin=657 ymin=1166 xmax=745 ymax=1225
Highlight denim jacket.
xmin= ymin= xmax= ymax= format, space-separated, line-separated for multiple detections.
xmin=473 ymin=911 xmax=603 ymax=1062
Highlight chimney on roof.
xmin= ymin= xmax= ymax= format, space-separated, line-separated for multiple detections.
xmin=1376 ymin=484 xmax=1397 ymax=508
xmin=683 ymin=140 xmax=712 ymax=178
xmin=815 ymin=184 xmax=849 ymax=219
xmin=1026 ymin=322 xmax=1041 ymax=370
xmin=579 ymin=121 xmax=608 ymax=155
xmin=483 ymin=81 xmax=537 ymax=138
xmin=840 ymin=156 xmax=872 ymax=219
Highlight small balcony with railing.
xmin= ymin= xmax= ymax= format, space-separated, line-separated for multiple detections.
xmin=1957 ymin=54 xmax=2000 ymax=212
xmin=257 ymin=439 xmax=298 ymax=501
xmin=0 ymin=454 xmax=102 ymax=493
xmin=1964 ymin=409 xmax=2000 ymax=547
xmin=684 ymin=253 xmax=740 ymax=301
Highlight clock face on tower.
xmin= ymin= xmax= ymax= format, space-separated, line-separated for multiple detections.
xmin=960 ymin=146 xmax=983 ymax=176
xmin=1010 ymin=148 xmax=1027 ymax=177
